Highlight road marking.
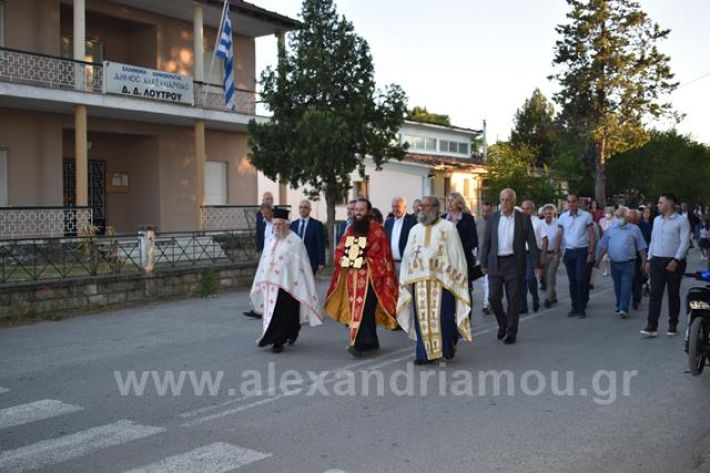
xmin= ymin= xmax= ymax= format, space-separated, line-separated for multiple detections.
xmin=0 ymin=400 xmax=83 ymax=430
xmin=0 ymin=387 xmax=9 ymax=394
xmin=0 ymin=419 xmax=165 ymax=473
xmin=123 ymin=442 xmax=271 ymax=473
xmin=178 ymin=346 xmax=413 ymax=420
xmin=182 ymin=286 xmax=615 ymax=426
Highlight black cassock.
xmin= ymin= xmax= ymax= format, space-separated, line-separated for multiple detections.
xmin=258 ymin=289 xmax=301 ymax=348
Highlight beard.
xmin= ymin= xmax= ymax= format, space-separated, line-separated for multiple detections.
xmin=351 ymin=214 xmax=371 ymax=236
xmin=417 ymin=208 xmax=438 ymax=226
xmin=272 ymin=224 xmax=289 ymax=240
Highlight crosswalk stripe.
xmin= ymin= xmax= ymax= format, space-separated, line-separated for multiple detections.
xmin=0 ymin=399 xmax=83 ymax=430
xmin=0 ymin=419 xmax=165 ymax=473
xmin=123 ymin=442 xmax=271 ymax=473
xmin=0 ymin=387 xmax=9 ymax=394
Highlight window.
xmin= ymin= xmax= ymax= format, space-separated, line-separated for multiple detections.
xmin=0 ymin=148 xmax=7 ymax=207
xmin=0 ymin=1 xmax=5 ymax=48
xmin=61 ymin=35 xmax=104 ymax=63
xmin=440 ymin=140 xmax=469 ymax=156
xmin=402 ymin=134 xmax=436 ymax=152
xmin=354 ymin=180 xmax=369 ymax=199
xmin=203 ymin=48 xmax=225 ymax=85
xmin=204 ymin=161 xmax=227 ymax=205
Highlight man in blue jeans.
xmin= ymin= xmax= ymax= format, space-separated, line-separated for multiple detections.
xmin=554 ymin=194 xmax=596 ymax=318
xmin=595 ymin=206 xmax=648 ymax=319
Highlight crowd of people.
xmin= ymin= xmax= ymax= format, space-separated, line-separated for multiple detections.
xmin=245 ymin=189 xmax=705 ymax=363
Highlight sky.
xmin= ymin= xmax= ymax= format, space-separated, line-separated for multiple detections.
xmin=253 ymin=0 xmax=710 ymax=145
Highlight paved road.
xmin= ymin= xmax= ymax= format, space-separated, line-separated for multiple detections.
xmin=1 ymin=251 xmax=709 ymax=473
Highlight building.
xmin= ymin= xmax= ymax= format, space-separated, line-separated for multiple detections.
xmin=260 ymin=119 xmax=488 ymax=227
xmin=0 ymin=0 xmax=297 ymax=237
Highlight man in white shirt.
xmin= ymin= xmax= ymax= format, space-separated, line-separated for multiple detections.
xmin=520 ymin=200 xmax=548 ymax=313
xmin=384 ymin=196 xmax=417 ymax=274
xmin=555 ymin=194 xmax=596 ymax=318
xmin=542 ymin=204 xmax=559 ymax=308
xmin=641 ymin=192 xmax=691 ymax=337
xmin=479 ymin=189 xmax=542 ymax=344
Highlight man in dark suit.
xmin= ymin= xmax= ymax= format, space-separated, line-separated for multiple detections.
xmin=480 ymin=188 xmax=542 ymax=344
xmin=336 ymin=199 xmax=357 ymax=246
xmin=291 ymin=199 xmax=325 ymax=275
xmin=384 ymin=196 xmax=417 ymax=271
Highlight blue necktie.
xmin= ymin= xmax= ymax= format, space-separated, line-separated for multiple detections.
xmin=299 ymin=219 xmax=305 ymax=238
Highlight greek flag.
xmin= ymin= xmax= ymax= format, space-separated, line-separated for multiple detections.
xmin=216 ymin=1 xmax=236 ymax=111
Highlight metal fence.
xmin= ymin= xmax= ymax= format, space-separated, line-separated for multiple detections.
xmin=0 ymin=207 xmax=93 ymax=239
xmin=0 ymin=229 xmax=257 ymax=285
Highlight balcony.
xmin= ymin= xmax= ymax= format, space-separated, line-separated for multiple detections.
xmin=0 ymin=47 xmax=259 ymax=116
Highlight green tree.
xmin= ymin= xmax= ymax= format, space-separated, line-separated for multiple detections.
xmin=406 ymin=106 xmax=451 ymax=126
xmin=607 ymin=130 xmax=710 ymax=202
xmin=248 ymin=0 xmax=407 ymax=259
xmin=485 ymin=142 xmax=561 ymax=205
xmin=550 ymin=0 xmax=680 ymax=205
xmin=510 ymin=88 xmax=558 ymax=166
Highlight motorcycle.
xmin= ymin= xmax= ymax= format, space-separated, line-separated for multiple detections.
xmin=684 ymin=269 xmax=710 ymax=376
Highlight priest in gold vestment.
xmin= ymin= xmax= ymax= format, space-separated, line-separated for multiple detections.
xmin=396 ymin=196 xmax=472 ymax=364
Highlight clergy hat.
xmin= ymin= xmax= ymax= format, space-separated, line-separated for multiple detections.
xmin=273 ymin=207 xmax=289 ymax=220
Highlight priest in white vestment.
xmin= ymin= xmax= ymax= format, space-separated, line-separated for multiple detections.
xmin=396 ymin=196 xmax=472 ymax=364
xmin=250 ymin=207 xmax=323 ymax=353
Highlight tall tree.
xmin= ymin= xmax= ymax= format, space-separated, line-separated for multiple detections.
xmin=407 ymin=106 xmax=451 ymax=126
xmin=510 ymin=88 xmax=558 ymax=166
xmin=248 ymin=0 xmax=407 ymax=259
xmin=550 ymin=0 xmax=679 ymax=204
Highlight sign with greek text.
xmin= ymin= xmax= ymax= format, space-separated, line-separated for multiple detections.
xmin=103 ymin=61 xmax=193 ymax=105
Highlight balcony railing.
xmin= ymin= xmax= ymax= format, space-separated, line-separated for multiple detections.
xmin=194 ymin=82 xmax=258 ymax=115
xmin=0 ymin=47 xmax=259 ymax=115
xmin=0 ymin=207 xmax=93 ymax=239
xmin=201 ymin=205 xmax=258 ymax=232
xmin=0 ymin=47 xmax=103 ymax=92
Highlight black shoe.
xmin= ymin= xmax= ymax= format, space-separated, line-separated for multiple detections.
xmin=543 ymin=299 xmax=551 ymax=309
xmin=520 ymin=309 xmax=529 ymax=315
xmin=567 ymin=310 xmax=578 ymax=317
xmin=590 ymin=284 xmax=594 ymax=290
xmin=287 ymin=333 xmax=298 ymax=346
xmin=579 ymin=310 xmax=586 ymax=318
xmin=482 ymin=306 xmax=491 ymax=315
xmin=414 ymin=359 xmax=434 ymax=365
xmin=503 ymin=333 xmax=517 ymax=344
xmin=632 ymin=302 xmax=640 ymax=310
xmin=243 ymin=310 xmax=262 ymax=319
xmin=497 ymin=327 xmax=507 ymax=340
xmin=347 ymin=346 xmax=362 ymax=357
xmin=272 ymin=344 xmax=284 ymax=353
xmin=533 ymin=300 xmax=540 ymax=312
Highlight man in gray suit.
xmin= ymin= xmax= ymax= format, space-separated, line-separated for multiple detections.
xmin=480 ymin=188 xmax=542 ymax=344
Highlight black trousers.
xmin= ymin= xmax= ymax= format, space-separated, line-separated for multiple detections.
xmin=259 ymin=289 xmax=301 ymax=348
xmin=647 ymin=257 xmax=686 ymax=327
xmin=489 ymin=256 xmax=523 ymax=336
xmin=354 ymin=285 xmax=380 ymax=350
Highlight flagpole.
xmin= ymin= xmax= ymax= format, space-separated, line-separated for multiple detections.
xmin=206 ymin=0 xmax=229 ymax=89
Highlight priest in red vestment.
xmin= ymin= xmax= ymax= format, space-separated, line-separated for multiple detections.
xmin=325 ymin=198 xmax=399 ymax=357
